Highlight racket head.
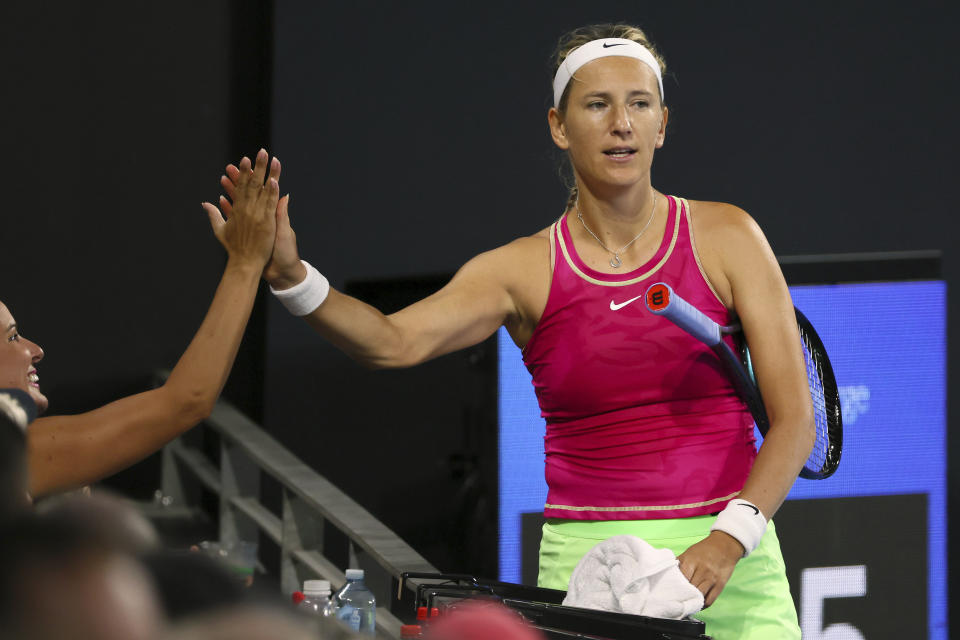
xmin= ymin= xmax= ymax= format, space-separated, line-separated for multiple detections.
xmin=793 ymin=308 xmax=843 ymax=479
xmin=740 ymin=309 xmax=842 ymax=479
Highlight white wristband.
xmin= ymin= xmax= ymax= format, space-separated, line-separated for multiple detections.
xmin=710 ymin=499 xmax=768 ymax=557
xmin=269 ymin=260 xmax=329 ymax=316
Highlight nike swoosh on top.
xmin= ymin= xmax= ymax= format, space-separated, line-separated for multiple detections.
xmin=602 ymin=42 xmax=627 ymax=48
xmin=610 ymin=294 xmax=644 ymax=311
xmin=737 ymin=502 xmax=760 ymax=516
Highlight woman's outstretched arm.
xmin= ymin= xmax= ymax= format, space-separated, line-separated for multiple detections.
xmin=27 ymin=150 xmax=280 ymax=498
xmin=219 ymin=164 xmax=529 ymax=369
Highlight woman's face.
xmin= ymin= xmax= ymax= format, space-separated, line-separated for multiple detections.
xmin=0 ymin=302 xmax=48 ymax=414
xmin=549 ymin=56 xmax=668 ymax=191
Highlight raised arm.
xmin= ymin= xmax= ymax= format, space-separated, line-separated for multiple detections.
xmin=677 ymin=202 xmax=815 ymax=605
xmin=27 ymin=150 xmax=280 ymax=498
xmin=239 ymin=184 xmax=523 ymax=368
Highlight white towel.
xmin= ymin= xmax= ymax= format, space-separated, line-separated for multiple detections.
xmin=561 ymin=535 xmax=704 ymax=619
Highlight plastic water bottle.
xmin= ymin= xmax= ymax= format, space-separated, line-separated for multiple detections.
xmin=298 ymin=579 xmax=332 ymax=616
xmin=330 ymin=569 xmax=376 ymax=635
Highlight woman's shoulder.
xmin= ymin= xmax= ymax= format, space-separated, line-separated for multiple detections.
xmin=485 ymin=222 xmax=555 ymax=259
xmin=684 ymin=199 xmax=776 ymax=307
xmin=456 ymin=222 xmax=554 ymax=282
xmin=685 ymin=198 xmax=766 ymax=245
xmin=516 ymin=219 xmax=558 ymax=244
xmin=686 ymin=198 xmax=754 ymax=225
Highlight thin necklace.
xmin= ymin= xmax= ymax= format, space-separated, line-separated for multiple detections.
xmin=576 ymin=192 xmax=658 ymax=268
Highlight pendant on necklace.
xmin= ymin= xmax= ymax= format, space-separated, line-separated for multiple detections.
xmin=610 ymin=255 xmax=622 ymax=268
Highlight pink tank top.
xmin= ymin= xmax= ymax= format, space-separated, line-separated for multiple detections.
xmin=523 ymin=195 xmax=757 ymax=520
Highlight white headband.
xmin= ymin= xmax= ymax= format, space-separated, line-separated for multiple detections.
xmin=552 ymin=38 xmax=664 ymax=108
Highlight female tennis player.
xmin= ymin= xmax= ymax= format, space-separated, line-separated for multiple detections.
xmin=0 ymin=150 xmax=281 ymax=499
xmin=231 ymin=24 xmax=813 ymax=638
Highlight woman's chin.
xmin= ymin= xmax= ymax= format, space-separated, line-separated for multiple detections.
xmin=29 ymin=389 xmax=49 ymax=415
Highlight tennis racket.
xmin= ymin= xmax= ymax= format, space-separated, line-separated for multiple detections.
xmin=644 ymin=282 xmax=842 ymax=480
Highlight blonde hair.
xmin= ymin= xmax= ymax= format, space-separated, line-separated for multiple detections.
xmin=551 ymin=24 xmax=668 ymax=210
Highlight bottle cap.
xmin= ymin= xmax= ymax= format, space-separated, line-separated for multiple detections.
xmin=303 ymin=579 xmax=331 ymax=594
xmin=345 ymin=568 xmax=364 ymax=580
xmin=416 ymin=606 xmax=428 ymax=621
xmin=291 ymin=591 xmax=305 ymax=604
xmin=400 ymin=624 xmax=422 ymax=638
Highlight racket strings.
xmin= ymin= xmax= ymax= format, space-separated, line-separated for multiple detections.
xmin=803 ymin=336 xmax=830 ymax=471
xmin=797 ymin=315 xmax=843 ymax=479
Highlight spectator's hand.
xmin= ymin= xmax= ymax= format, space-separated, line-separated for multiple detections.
xmin=221 ymin=159 xmax=304 ymax=289
xmin=202 ymin=148 xmax=280 ymax=268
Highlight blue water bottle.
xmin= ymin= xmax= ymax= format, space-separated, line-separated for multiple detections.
xmin=332 ymin=569 xmax=376 ymax=635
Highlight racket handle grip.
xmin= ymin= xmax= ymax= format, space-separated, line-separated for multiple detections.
xmin=645 ymin=283 xmax=722 ymax=346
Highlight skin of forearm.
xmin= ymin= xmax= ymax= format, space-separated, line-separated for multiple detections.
xmin=303 ymin=289 xmax=409 ymax=369
xmin=28 ymin=258 xmax=264 ymax=497
xmin=738 ymin=415 xmax=815 ymax=520
xmin=163 ymin=257 xmax=263 ymax=420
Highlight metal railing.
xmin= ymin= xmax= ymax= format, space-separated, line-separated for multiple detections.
xmin=155 ymin=372 xmax=438 ymax=639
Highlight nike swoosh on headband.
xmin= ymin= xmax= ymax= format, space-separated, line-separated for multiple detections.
xmin=602 ymin=42 xmax=627 ymax=48
xmin=610 ymin=294 xmax=644 ymax=311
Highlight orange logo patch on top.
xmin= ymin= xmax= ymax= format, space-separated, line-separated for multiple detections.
xmin=646 ymin=283 xmax=670 ymax=311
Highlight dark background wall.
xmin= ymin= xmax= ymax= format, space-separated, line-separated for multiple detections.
xmin=1 ymin=0 xmax=958 ymax=625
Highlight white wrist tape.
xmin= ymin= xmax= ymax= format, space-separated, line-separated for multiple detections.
xmin=710 ymin=499 xmax=768 ymax=557
xmin=269 ymin=260 xmax=329 ymax=316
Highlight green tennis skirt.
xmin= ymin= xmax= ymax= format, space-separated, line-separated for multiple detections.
xmin=538 ymin=516 xmax=800 ymax=640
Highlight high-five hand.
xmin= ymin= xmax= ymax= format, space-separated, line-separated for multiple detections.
xmin=203 ymin=148 xmax=281 ymax=268
xmin=222 ymin=160 xmax=304 ymax=289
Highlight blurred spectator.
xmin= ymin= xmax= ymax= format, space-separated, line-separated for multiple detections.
xmin=0 ymin=389 xmax=35 ymax=523
xmin=34 ymin=489 xmax=161 ymax=555
xmin=426 ymin=600 xmax=545 ymax=640
xmin=160 ymin=605 xmax=328 ymax=640
xmin=140 ymin=549 xmax=250 ymax=620
xmin=0 ymin=514 xmax=163 ymax=640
